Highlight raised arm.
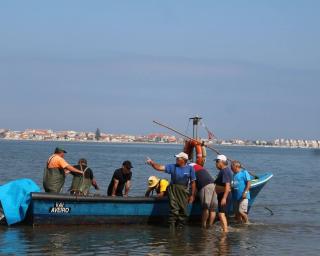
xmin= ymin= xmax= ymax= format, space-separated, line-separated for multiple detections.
xmin=146 ymin=158 xmax=165 ymax=172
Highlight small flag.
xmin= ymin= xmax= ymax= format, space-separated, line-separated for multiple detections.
xmin=200 ymin=121 xmax=215 ymax=140
xmin=205 ymin=127 xmax=214 ymax=140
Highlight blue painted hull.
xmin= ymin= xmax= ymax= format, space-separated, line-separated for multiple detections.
xmin=28 ymin=173 xmax=273 ymax=225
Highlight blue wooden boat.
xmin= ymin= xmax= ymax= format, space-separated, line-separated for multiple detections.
xmin=27 ymin=173 xmax=273 ymax=225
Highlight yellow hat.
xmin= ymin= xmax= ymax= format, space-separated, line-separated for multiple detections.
xmin=148 ymin=176 xmax=160 ymax=188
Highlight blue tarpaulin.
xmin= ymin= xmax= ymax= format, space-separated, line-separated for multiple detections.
xmin=0 ymin=179 xmax=40 ymax=225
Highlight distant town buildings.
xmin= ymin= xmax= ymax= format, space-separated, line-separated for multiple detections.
xmin=217 ymin=138 xmax=320 ymax=148
xmin=0 ymin=129 xmax=178 ymax=144
xmin=0 ymin=128 xmax=319 ymax=148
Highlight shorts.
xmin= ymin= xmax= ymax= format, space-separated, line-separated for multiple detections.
xmin=199 ymin=183 xmax=217 ymax=211
xmin=217 ymin=193 xmax=231 ymax=214
xmin=233 ymin=199 xmax=248 ymax=214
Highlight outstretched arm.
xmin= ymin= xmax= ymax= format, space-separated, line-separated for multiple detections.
xmin=146 ymin=158 xmax=165 ymax=172
xmin=65 ymin=165 xmax=83 ymax=175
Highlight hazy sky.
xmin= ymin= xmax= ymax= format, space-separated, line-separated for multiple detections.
xmin=0 ymin=1 xmax=319 ymax=140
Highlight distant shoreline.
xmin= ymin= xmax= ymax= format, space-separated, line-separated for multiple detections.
xmin=0 ymin=138 xmax=318 ymax=150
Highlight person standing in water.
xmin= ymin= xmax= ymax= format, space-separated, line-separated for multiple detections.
xmin=214 ymin=155 xmax=233 ymax=232
xmin=190 ymin=163 xmax=217 ymax=229
xmin=231 ymin=160 xmax=251 ymax=223
xmin=146 ymin=152 xmax=196 ymax=229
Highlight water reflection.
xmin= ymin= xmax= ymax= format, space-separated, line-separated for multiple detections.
xmin=0 ymin=225 xmax=235 ymax=255
xmin=0 ymin=227 xmax=27 ymax=255
xmin=1 ymin=221 xmax=320 ymax=255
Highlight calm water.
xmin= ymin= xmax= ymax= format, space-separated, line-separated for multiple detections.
xmin=0 ymin=140 xmax=319 ymax=255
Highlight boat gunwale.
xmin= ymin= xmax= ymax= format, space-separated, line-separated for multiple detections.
xmin=31 ymin=192 xmax=167 ymax=203
xmin=31 ymin=173 xmax=273 ymax=203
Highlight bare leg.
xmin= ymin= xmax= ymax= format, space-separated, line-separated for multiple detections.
xmin=202 ymin=209 xmax=209 ymax=228
xmin=209 ymin=211 xmax=216 ymax=226
xmin=218 ymin=213 xmax=228 ymax=232
xmin=239 ymin=212 xmax=249 ymax=224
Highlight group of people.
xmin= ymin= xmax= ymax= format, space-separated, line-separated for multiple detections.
xmin=43 ymin=147 xmax=133 ymax=197
xmin=146 ymin=152 xmax=251 ymax=232
xmin=43 ymin=147 xmax=251 ymax=232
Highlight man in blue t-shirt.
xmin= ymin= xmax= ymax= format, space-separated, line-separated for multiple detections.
xmin=231 ymin=160 xmax=251 ymax=223
xmin=146 ymin=152 xmax=196 ymax=228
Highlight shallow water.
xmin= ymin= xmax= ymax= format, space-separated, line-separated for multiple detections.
xmin=0 ymin=140 xmax=319 ymax=255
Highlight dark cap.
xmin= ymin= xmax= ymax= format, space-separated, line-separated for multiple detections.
xmin=122 ymin=160 xmax=133 ymax=169
xmin=54 ymin=147 xmax=67 ymax=153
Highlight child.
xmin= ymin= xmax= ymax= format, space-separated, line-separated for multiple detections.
xmin=231 ymin=160 xmax=251 ymax=223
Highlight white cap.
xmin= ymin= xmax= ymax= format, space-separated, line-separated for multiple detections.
xmin=175 ymin=152 xmax=189 ymax=160
xmin=215 ymin=154 xmax=227 ymax=162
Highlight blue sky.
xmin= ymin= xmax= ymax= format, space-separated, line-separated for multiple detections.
xmin=0 ymin=1 xmax=319 ymax=140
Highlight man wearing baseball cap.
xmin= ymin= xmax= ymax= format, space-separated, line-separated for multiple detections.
xmin=214 ymin=154 xmax=233 ymax=232
xmin=43 ymin=147 xmax=83 ymax=193
xmin=146 ymin=152 xmax=196 ymax=229
xmin=107 ymin=160 xmax=133 ymax=197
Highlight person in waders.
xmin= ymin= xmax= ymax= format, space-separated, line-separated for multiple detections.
xmin=70 ymin=158 xmax=99 ymax=196
xmin=43 ymin=147 xmax=83 ymax=193
xmin=146 ymin=152 xmax=196 ymax=229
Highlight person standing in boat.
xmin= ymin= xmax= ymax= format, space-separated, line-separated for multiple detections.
xmin=107 ymin=161 xmax=133 ymax=197
xmin=70 ymin=158 xmax=99 ymax=196
xmin=145 ymin=176 xmax=169 ymax=198
xmin=146 ymin=152 xmax=196 ymax=229
xmin=189 ymin=163 xmax=217 ymax=229
xmin=214 ymin=154 xmax=233 ymax=233
xmin=231 ymin=160 xmax=251 ymax=224
xmin=43 ymin=147 xmax=83 ymax=193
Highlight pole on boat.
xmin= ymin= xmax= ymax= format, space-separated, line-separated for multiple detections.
xmin=152 ymin=120 xmax=258 ymax=178
xmin=153 ymin=120 xmax=221 ymax=155
xmin=189 ymin=116 xmax=202 ymax=162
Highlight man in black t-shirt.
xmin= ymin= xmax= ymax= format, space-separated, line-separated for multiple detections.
xmin=107 ymin=161 xmax=133 ymax=197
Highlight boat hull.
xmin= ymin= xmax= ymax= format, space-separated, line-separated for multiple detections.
xmin=28 ymin=173 xmax=273 ymax=225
